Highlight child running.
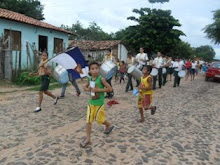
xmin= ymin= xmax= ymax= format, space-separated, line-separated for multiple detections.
xmin=29 ymin=52 xmax=59 ymax=112
xmin=138 ymin=65 xmax=157 ymax=122
xmin=80 ymin=61 xmax=115 ymax=148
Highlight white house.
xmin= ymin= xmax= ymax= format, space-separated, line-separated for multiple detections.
xmin=69 ymin=40 xmax=128 ymax=62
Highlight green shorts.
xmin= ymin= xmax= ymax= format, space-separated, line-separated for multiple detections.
xmin=40 ymin=75 xmax=50 ymax=91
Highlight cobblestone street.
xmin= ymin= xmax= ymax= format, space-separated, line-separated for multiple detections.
xmin=0 ymin=76 xmax=219 ymax=165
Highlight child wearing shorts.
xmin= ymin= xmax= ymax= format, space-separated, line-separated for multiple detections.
xmin=29 ymin=52 xmax=59 ymax=112
xmin=138 ymin=65 xmax=157 ymax=122
xmin=80 ymin=61 xmax=115 ymax=148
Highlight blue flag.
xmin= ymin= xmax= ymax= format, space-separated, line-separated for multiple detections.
xmin=51 ymin=47 xmax=89 ymax=80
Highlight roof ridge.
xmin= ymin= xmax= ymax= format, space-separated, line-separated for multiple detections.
xmin=0 ymin=8 xmax=75 ymax=35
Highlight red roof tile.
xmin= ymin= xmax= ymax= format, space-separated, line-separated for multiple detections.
xmin=0 ymin=8 xmax=74 ymax=35
xmin=70 ymin=40 xmax=122 ymax=50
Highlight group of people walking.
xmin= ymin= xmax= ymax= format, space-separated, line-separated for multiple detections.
xmin=114 ymin=48 xmax=205 ymax=90
xmin=30 ymin=47 xmax=206 ymax=148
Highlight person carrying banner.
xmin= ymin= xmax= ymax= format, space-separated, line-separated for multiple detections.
xmin=29 ymin=52 xmax=59 ymax=112
xmin=60 ymin=72 xmax=81 ymax=98
xmin=59 ymin=47 xmax=81 ymax=97
xmin=51 ymin=47 xmax=89 ymax=97
xmin=80 ymin=61 xmax=114 ymax=148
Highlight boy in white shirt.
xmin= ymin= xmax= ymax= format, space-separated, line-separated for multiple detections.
xmin=152 ymin=52 xmax=164 ymax=89
xmin=173 ymin=57 xmax=184 ymax=87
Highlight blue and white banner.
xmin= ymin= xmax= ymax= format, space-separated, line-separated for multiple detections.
xmin=51 ymin=47 xmax=89 ymax=80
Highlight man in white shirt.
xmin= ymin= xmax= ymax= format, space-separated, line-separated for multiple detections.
xmin=125 ymin=53 xmax=134 ymax=92
xmin=152 ymin=52 xmax=164 ymax=89
xmin=102 ymin=49 xmax=116 ymax=98
xmin=173 ymin=57 xmax=184 ymax=87
xmin=135 ymin=47 xmax=149 ymax=70
xmin=135 ymin=47 xmax=149 ymax=86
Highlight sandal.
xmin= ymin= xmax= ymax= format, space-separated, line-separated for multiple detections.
xmin=104 ymin=125 xmax=115 ymax=134
xmin=137 ymin=119 xmax=144 ymax=123
xmin=151 ymin=106 xmax=157 ymax=115
xmin=80 ymin=138 xmax=91 ymax=148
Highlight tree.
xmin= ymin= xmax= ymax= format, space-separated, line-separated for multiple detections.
xmin=0 ymin=0 xmax=44 ymax=20
xmin=61 ymin=21 xmax=87 ymax=40
xmin=168 ymin=41 xmax=194 ymax=59
xmin=193 ymin=45 xmax=215 ymax=62
xmin=61 ymin=21 xmax=113 ymax=41
xmin=119 ymin=8 xmax=185 ymax=55
xmin=203 ymin=9 xmax=220 ymax=45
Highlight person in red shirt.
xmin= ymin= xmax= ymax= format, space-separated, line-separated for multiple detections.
xmin=185 ymin=59 xmax=192 ymax=81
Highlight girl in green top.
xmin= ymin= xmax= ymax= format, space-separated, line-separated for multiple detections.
xmin=80 ymin=61 xmax=115 ymax=148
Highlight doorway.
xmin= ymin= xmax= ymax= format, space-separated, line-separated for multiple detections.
xmin=38 ymin=35 xmax=48 ymax=52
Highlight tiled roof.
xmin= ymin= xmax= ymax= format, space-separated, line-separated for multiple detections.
xmin=70 ymin=40 xmax=122 ymax=50
xmin=0 ymin=8 xmax=74 ymax=35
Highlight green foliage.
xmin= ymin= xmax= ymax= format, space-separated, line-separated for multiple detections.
xmin=15 ymin=71 xmax=40 ymax=86
xmin=167 ymin=41 xmax=194 ymax=59
xmin=0 ymin=0 xmax=44 ymax=20
xmin=118 ymin=8 xmax=185 ymax=55
xmin=14 ymin=71 xmax=57 ymax=86
xmin=203 ymin=9 xmax=220 ymax=45
xmin=61 ymin=21 xmax=113 ymax=40
xmin=148 ymin=0 xmax=169 ymax=3
xmin=193 ymin=45 xmax=216 ymax=62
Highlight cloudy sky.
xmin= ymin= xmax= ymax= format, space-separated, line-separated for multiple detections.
xmin=41 ymin=0 xmax=220 ymax=59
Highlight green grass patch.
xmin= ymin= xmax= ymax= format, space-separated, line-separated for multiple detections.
xmin=27 ymin=82 xmax=63 ymax=91
xmin=14 ymin=71 xmax=57 ymax=86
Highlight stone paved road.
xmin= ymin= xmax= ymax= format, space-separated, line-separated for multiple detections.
xmin=0 ymin=76 xmax=219 ymax=165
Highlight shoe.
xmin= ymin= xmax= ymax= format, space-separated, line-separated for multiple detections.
xmin=80 ymin=137 xmax=91 ymax=148
xmin=54 ymin=97 xmax=59 ymax=105
xmin=76 ymin=92 xmax=81 ymax=97
xmin=104 ymin=125 xmax=115 ymax=134
xmin=59 ymin=95 xmax=65 ymax=99
xmin=173 ymin=85 xmax=176 ymax=88
xmin=34 ymin=107 xmax=41 ymax=113
xmin=151 ymin=106 xmax=157 ymax=115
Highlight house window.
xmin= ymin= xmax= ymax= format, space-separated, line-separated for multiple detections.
xmin=4 ymin=29 xmax=21 ymax=51
xmin=54 ymin=38 xmax=63 ymax=53
xmin=39 ymin=35 xmax=48 ymax=53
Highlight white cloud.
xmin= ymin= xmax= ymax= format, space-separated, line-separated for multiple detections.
xmin=40 ymin=0 xmax=220 ymax=59
xmin=214 ymin=47 xmax=220 ymax=59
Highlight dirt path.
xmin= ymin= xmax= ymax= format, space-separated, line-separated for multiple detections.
xmin=0 ymin=75 xmax=219 ymax=165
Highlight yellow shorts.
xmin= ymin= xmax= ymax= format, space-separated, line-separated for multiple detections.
xmin=86 ymin=104 xmax=105 ymax=124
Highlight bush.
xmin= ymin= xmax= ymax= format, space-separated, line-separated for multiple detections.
xmin=15 ymin=71 xmax=40 ymax=86
xmin=15 ymin=71 xmax=59 ymax=86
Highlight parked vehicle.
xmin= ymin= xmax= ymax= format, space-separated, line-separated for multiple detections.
xmin=205 ymin=62 xmax=220 ymax=81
